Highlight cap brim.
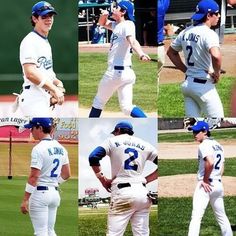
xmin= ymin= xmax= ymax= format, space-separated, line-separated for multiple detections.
xmin=24 ymin=123 xmax=34 ymax=129
xmin=191 ymin=13 xmax=205 ymax=21
xmin=128 ymin=14 xmax=135 ymax=21
xmin=38 ymin=10 xmax=57 ymax=16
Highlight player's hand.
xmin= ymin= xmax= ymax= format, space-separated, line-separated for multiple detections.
xmin=52 ymin=86 xmax=65 ymax=105
xmin=20 ymin=200 xmax=29 ymax=214
xmin=140 ymin=54 xmax=151 ymax=62
xmin=211 ymin=72 xmax=220 ymax=84
xmin=100 ymin=9 xmax=109 ymax=16
xmin=200 ymin=181 xmax=212 ymax=193
xmin=207 ymin=70 xmax=220 ymax=84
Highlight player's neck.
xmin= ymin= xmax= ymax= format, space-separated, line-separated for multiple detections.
xmin=40 ymin=134 xmax=52 ymax=141
xmin=33 ymin=28 xmax=49 ymax=39
xmin=116 ymin=17 xmax=125 ymax=24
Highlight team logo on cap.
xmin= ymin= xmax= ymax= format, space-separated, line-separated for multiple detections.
xmin=196 ymin=5 xmax=199 ymax=12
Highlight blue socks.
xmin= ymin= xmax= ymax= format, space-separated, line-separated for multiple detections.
xmin=130 ymin=107 xmax=147 ymax=117
xmin=89 ymin=107 xmax=102 ymax=117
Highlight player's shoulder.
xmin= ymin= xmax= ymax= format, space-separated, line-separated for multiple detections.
xmin=20 ymin=32 xmax=38 ymax=46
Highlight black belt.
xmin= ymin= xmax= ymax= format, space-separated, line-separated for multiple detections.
xmin=209 ymin=178 xmax=221 ymax=183
xmin=157 ymin=42 xmax=164 ymax=47
xmin=24 ymin=85 xmax=30 ymax=89
xmin=37 ymin=186 xmax=58 ymax=191
xmin=193 ymin=78 xmax=207 ymax=84
xmin=114 ymin=66 xmax=131 ymax=70
xmin=117 ymin=183 xmax=146 ymax=189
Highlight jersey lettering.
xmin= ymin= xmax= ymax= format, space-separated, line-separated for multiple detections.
xmin=124 ymin=148 xmax=138 ymax=171
xmin=182 ymin=33 xmax=200 ymax=43
xmin=48 ymin=147 xmax=64 ymax=156
xmin=37 ymin=56 xmax=53 ymax=70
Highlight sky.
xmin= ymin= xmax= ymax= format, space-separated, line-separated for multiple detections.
xmin=79 ymin=118 xmax=158 ymax=198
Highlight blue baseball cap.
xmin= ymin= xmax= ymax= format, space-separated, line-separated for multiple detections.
xmin=118 ymin=1 xmax=135 ymax=21
xmin=24 ymin=118 xmax=53 ymax=129
xmin=111 ymin=121 xmax=134 ymax=134
xmin=191 ymin=0 xmax=219 ymax=21
xmin=188 ymin=121 xmax=209 ymax=132
xmin=32 ymin=1 xmax=57 ymax=16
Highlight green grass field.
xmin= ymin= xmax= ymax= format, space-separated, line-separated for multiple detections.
xmin=159 ymin=128 xmax=236 ymax=143
xmin=0 ymin=142 xmax=78 ymax=177
xmin=79 ymin=52 xmax=157 ymax=112
xmin=0 ymin=177 xmax=78 ymax=236
xmin=158 ymin=76 xmax=236 ymax=117
xmin=158 ymin=196 xmax=236 ymax=236
xmin=78 ymin=206 xmax=157 ymax=235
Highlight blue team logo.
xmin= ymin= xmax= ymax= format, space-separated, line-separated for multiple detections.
xmin=37 ymin=56 xmax=53 ymax=70
xmin=110 ymin=34 xmax=118 ymax=44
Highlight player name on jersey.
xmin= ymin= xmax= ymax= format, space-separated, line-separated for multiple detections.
xmin=114 ymin=141 xmax=145 ymax=151
xmin=212 ymin=144 xmax=223 ymax=152
xmin=48 ymin=147 xmax=64 ymax=156
xmin=182 ymin=33 xmax=200 ymax=43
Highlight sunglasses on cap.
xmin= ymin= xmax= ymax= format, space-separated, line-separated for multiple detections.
xmin=37 ymin=5 xmax=55 ymax=12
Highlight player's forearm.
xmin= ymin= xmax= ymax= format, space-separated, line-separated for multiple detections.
xmin=210 ymin=47 xmax=222 ymax=75
xmin=167 ymin=47 xmax=187 ymax=73
xmin=129 ymin=38 xmax=146 ymax=58
xmin=60 ymin=164 xmax=71 ymax=181
xmin=203 ymin=158 xmax=214 ymax=183
xmin=145 ymin=170 xmax=158 ymax=184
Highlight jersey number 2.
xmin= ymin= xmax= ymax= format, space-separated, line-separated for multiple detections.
xmin=186 ymin=45 xmax=194 ymax=66
xmin=51 ymin=158 xmax=60 ymax=177
xmin=215 ymin=154 xmax=222 ymax=170
xmin=124 ymin=148 xmax=138 ymax=171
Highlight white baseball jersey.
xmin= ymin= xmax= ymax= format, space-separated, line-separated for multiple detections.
xmin=100 ymin=134 xmax=157 ymax=184
xmin=108 ymin=20 xmax=135 ymax=67
xmin=20 ymin=31 xmax=56 ymax=93
xmin=30 ymin=138 xmax=69 ymax=187
xmin=197 ymin=138 xmax=224 ymax=181
xmin=171 ymin=24 xmax=220 ymax=79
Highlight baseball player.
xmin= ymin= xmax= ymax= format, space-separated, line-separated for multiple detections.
xmin=17 ymin=1 xmax=65 ymax=116
xmin=167 ymin=0 xmax=224 ymax=117
xmin=89 ymin=121 xmax=158 ymax=235
xmin=89 ymin=1 xmax=151 ymax=118
xmin=188 ymin=121 xmax=232 ymax=236
xmin=20 ymin=118 xmax=71 ymax=236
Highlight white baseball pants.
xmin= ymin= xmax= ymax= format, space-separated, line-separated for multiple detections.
xmin=107 ymin=183 xmax=152 ymax=236
xmin=29 ymin=186 xmax=60 ymax=236
xmin=19 ymin=85 xmax=52 ymax=116
xmin=188 ymin=181 xmax=232 ymax=236
xmin=181 ymin=77 xmax=224 ymax=117
xmin=92 ymin=67 xmax=136 ymax=115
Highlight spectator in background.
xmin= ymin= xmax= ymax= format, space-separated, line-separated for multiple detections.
xmin=213 ymin=0 xmax=236 ymax=43
xmin=143 ymin=10 xmax=157 ymax=46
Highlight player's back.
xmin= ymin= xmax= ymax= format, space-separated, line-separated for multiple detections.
xmin=198 ymin=138 xmax=224 ymax=180
xmin=31 ymin=139 xmax=68 ymax=187
xmin=104 ymin=134 xmax=157 ymax=184
xmin=172 ymin=24 xmax=219 ymax=78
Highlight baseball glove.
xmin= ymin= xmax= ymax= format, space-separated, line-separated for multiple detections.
xmin=50 ymin=86 xmax=66 ymax=107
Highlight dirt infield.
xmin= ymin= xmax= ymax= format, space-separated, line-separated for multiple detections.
xmin=159 ymin=139 xmax=236 ymax=197
xmin=159 ymin=140 xmax=236 ymax=159
xmin=159 ymin=174 xmax=236 ymax=197
xmin=160 ymin=34 xmax=236 ymax=84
